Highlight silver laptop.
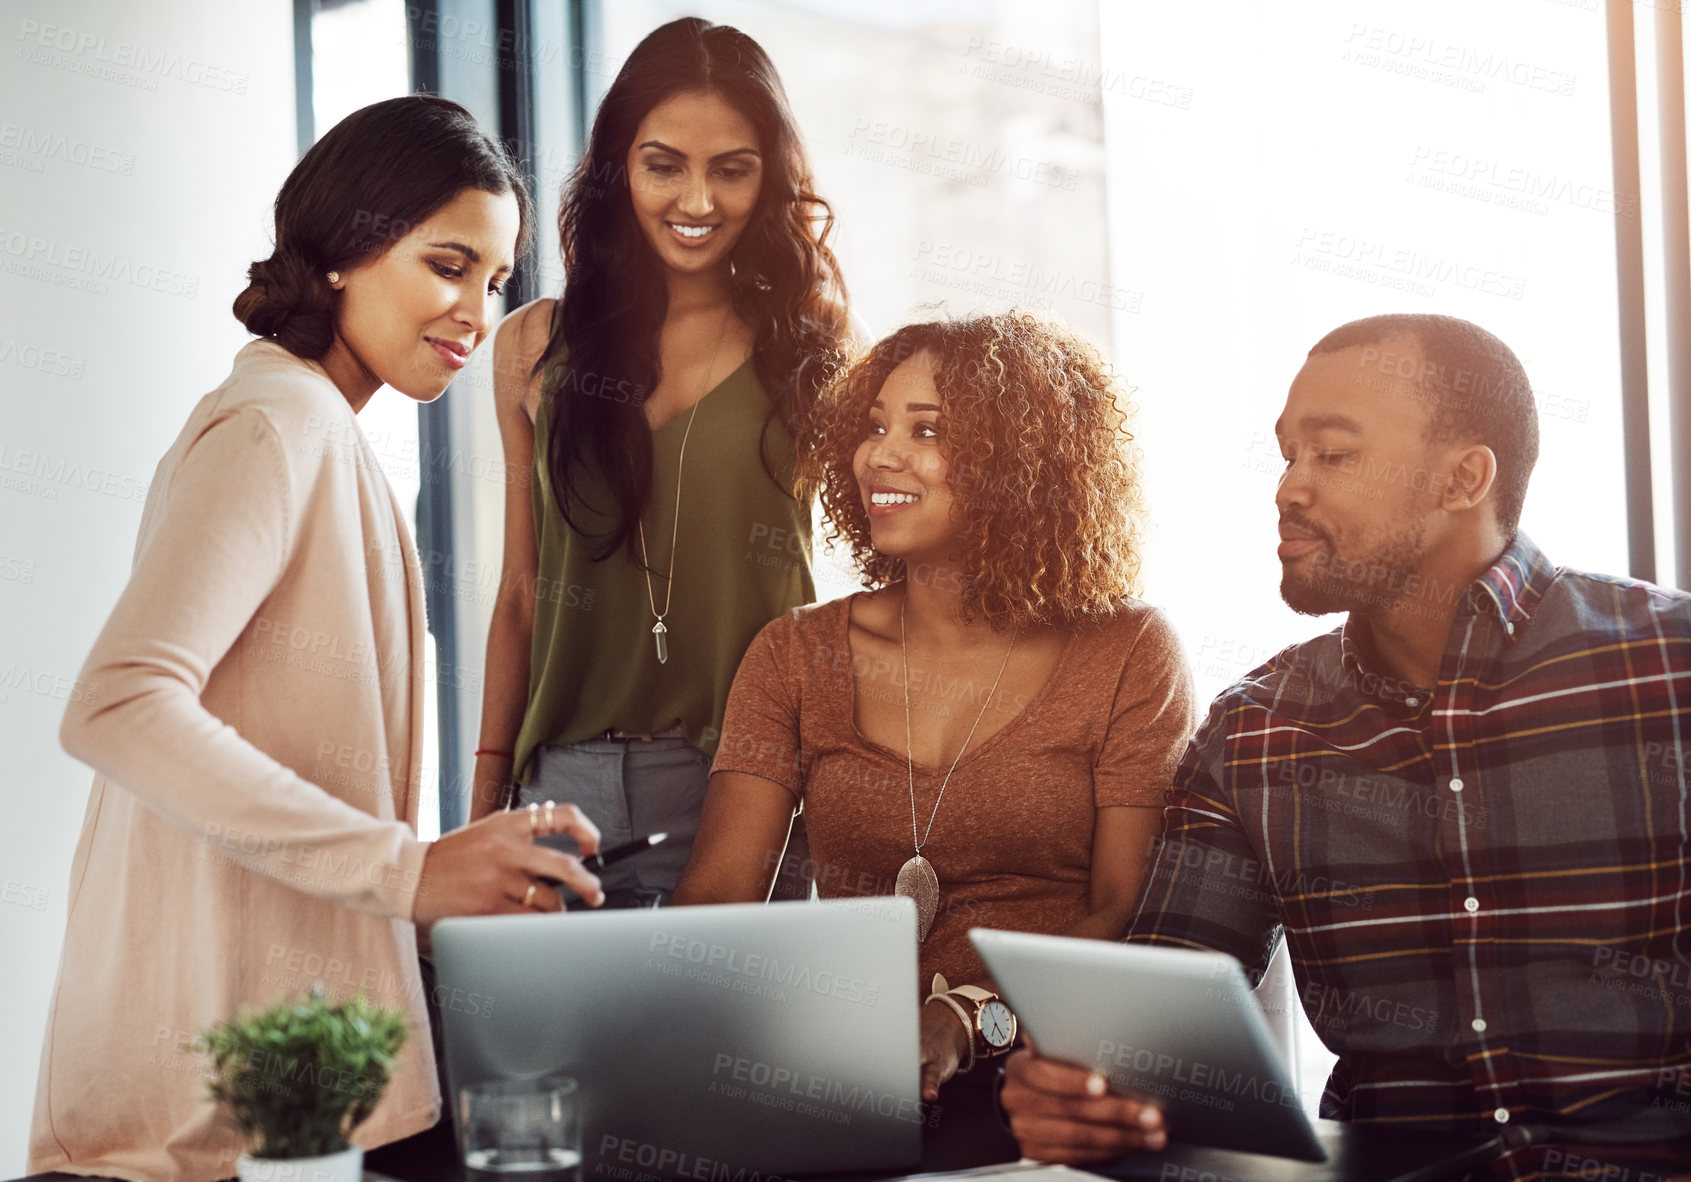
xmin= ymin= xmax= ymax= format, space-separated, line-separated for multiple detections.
xmin=432 ymin=898 xmax=923 ymax=1178
xmin=971 ymin=928 xmax=1327 ymax=1163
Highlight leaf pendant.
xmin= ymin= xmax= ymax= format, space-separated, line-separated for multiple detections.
xmin=894 ymin=854 xmax=940 ymax=942
xmin=653 ymin=620 xmax=669 ymax=664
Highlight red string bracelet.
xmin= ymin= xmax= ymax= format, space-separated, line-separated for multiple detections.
xmin=474 ymin=748 xmax=514 ymax=759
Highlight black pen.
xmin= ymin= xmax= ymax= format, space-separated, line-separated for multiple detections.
xmin=582 ymin=831 xmax=668 ymax=872
xmin=536 ymin=832 xmax=669 ymax=889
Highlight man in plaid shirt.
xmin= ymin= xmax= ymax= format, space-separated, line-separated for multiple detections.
xmin=1001 ymin=314 xmax=1691 ymax=1178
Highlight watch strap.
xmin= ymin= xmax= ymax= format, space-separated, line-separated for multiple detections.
xmin=924 ymin=989 xmax=978 ymax=1075
xmin=928 ymin=977 xmax=1015 ymax=1062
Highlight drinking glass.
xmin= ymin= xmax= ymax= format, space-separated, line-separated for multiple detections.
xmin=459 ymin=1073 xmax=581 ymax=1182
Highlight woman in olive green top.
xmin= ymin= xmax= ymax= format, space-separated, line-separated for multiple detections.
xmin=471 ymin=17 xmax=849 ymax=907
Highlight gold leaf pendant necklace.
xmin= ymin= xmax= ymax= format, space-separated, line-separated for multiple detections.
xmin=895 ymin=594 xmax=1018 ymax=941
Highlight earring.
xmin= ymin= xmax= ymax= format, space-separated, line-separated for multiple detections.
xmin=326 ymin=271 xmax=340 ymax=284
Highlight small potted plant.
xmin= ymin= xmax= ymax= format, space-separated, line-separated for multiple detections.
xmin=191 ymin=986 xmax=410 ymax=1182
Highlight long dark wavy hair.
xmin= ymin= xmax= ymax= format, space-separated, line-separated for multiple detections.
xmin=539 ymin=17 xmax=849 ymax=560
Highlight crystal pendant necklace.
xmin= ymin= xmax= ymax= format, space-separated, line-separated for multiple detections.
xmin=895 ymin=594 xmax=1018 ymax=941
xmin=636 ymin=305 xmax=730 ymax=664
xmin=636 ymin=400 xmax=698 ymax=664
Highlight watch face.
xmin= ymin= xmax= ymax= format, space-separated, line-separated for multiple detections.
xmin=980 ymin=999 xmax=1015 ymax=1048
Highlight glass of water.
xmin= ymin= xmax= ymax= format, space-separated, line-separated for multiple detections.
xmin=459 ymin=1073 xmax=581 ymax=1182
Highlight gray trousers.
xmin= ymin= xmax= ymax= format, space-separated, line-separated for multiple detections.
xmin=517 ymin=737 xmax=709 ymax=908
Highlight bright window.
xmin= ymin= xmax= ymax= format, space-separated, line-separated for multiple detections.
xmin=1101 ymin=0 xmax=1623 ymax=1106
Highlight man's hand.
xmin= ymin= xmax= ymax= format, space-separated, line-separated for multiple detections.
xmin=1001 ymin=1047 xmax=1166 ymax=1163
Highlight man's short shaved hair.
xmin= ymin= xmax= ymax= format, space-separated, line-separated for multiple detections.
xmin=1309 ymin=313 xmax=1539 ymax=537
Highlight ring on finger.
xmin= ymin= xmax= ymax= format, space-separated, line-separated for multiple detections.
xmin=523 ymin=881 xmax=537 ymax=908
xmin=544 ymin=800 xmax=556 ymax=835
xmin=527 ymin=801 xmax=540 ymax=837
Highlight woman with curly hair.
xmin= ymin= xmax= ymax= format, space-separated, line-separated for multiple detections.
xmin=674 ymin=311 xmax=1197 ymax=1101
xmin=470 ymin=18 xmax=849 ymax=908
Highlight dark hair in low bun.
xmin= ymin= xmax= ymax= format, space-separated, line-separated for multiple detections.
xmin=233 ymin=249 xmax=338 ymax=359
xmin=234 ymin=93 xmax=534 ymax=361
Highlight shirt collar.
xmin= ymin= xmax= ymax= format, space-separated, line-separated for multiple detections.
xmin=1463 ymin=531 xmax=1554 ymax=632
xmin=1337 ymin=533 xmax=1556 ymax=704
xmin=1337 ymin=617 xmax=1420 ymax=706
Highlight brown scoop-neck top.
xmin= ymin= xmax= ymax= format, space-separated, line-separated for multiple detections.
xmin=712 ymin=593 xmax=1197 ymax=990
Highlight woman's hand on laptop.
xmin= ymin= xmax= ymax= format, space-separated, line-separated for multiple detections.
xmin=1000 ymin=1047 xmax=1166 ymax=1162
xmin=413 ymin=802 xmax=605 ymax=927
xmin=920 ymin=998 xmax=974 ymax=1100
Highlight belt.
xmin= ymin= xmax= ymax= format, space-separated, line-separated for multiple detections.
xmin=601 ymin=722 xmax=687 ymax=742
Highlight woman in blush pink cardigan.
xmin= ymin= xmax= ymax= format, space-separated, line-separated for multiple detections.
xmin=30 ymin=96 xmax=606 ymax=1182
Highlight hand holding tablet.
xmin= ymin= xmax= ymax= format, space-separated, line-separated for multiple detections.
xmin=971 ymin=928 xmax=1326 ymax=1163
xmin=1000 ymin=1047 xmax=1169 ymax=1163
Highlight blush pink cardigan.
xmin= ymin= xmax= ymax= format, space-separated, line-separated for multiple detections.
xmin=31 ymin=340 xmax=441 ymax=1181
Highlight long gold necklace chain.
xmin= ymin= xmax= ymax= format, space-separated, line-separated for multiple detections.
xmin=895 ymin=594 xmax=1018 ymax=941
xmin=636 ymin=304 xmax=732 ymax=665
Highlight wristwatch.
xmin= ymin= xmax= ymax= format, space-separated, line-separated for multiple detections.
xmin=927 ymin=973 xmax=1018 ymax=1072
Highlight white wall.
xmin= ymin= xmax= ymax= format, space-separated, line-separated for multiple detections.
xmin=0 ymin=0 xmax=298 ymax=1171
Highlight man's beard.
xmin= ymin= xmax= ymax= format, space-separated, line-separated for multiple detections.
xmin=1279 ymin=515 xmax=1428 ymax=618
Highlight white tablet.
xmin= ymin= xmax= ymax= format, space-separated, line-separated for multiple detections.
xmin=970 ymin=928 xmax=1327 ymax=1162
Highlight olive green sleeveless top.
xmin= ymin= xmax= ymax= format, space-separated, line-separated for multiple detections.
xmin=513 ymin=356 xmax=816 ymax=782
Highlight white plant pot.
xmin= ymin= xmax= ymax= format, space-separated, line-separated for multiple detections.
xmin=236 ymin=1146 xmax=364 ymax=1182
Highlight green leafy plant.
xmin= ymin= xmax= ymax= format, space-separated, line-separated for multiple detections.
xmin=190 ymin=987 xmax=410 ymax=1159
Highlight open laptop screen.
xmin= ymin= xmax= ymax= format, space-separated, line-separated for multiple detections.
xmin=433 ymin=899 xmax=924 ymax=1179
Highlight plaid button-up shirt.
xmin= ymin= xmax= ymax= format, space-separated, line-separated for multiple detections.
xmin=1129 ymin=534 xmax=1691 ymax=1175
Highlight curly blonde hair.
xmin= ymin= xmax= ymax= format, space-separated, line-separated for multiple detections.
xmin=800 ymin=311 xmax=1145 ymax=629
